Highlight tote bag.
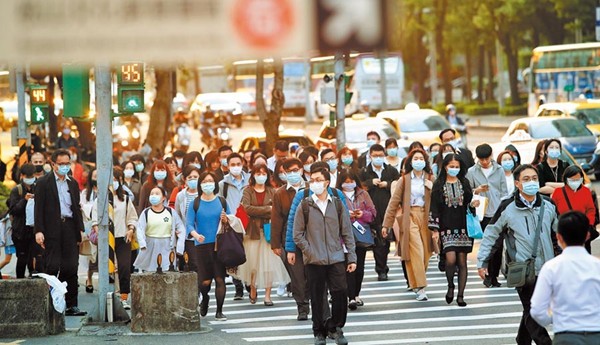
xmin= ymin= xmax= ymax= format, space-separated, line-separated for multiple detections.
xmin=466 ymin=209 xmax=483 ymax=239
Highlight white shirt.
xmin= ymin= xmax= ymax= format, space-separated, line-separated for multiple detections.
xmin=311 ymin=193 xmax=332 ymax=216
xmin=530 ymin=246 xmax=600 ymax=333
xmin=505 ymin=174 xmax=515 ymax=195
xmin=410 ymin=171 xmax=425 ymax=207
xmin=330 ymin=170 xmax=338 ymax=189
xmin=481 ymin=166 xmax=493 ymax=178
xmin=287 ymin=181 xmax=304 ymax=192
xmin=267 ymin=156 xmax=277 ymax=172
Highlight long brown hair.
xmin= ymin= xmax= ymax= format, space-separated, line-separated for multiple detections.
xmin=146 ymin=160 xmax=175 ymax=192
xmin=403 ymin=148 xmax=431 ymax=175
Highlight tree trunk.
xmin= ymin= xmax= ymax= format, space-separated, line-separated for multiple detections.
xmin=256 ymin=60 xmax=267 ymax=124
xmin=145 ymin=68 xmax=173 ymax=158
xmin=193 ymin=68 xmax=201 ymax=95
xmin=263 ymin=58 xmax=283 ymax=154
xmin=487 ymin=48 xmax=494 ymax=102
xmin=434 ymin=0 xmax=452 ymax=104
xmin=501 ymin=34 xmax=521 ymax=106
xmin=477 ymin=45 xmax=485 ymax=105
xmin=465 ymin=44 xmax=473 ymax=103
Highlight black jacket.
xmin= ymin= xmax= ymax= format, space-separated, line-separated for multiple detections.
xmin=457 ymin=148 xmax=475 ymax=169
xmin=8 ymin=183 xmax=35 ymax=241
xmin=360 ymin=163 xmax=400 ymax=229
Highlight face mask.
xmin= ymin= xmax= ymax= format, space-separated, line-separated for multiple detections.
xmin=303 ymin=164 xmax=312 ymax=173
xmin=255 ymin=175 xmax=267 ymax=185
xmin=124 ymin=169 xmax=135 ymax=178
xmin=286 ymin=171 xmax=302 ymax=185
xmin=448 ymin=140 xmax=459 ymax=149
xmin=442 ymin=152 xmax=451 ymax=159
xmin=34 ymin=165 xmax=44 ymax=173
xmin=62 ymin=129 xmax=71 ymax=135
xmin=310 ymin=181 xmax=326 ymax=195
xmin=112 ymin=181 xmax=120 ymax=190
xmin=342 ymin=182 xmax=356 ymax=191
xmin=201 ymin=182 xmax=215 ymax=194
xmin=327 ymin=159 xmax=338 ymax=171
xmin=430 ymin=151 xmax=438 ymax=159
xmin=387 ymin=148 xmax=399 ymax=157
xmin=512 ymin=155 xmax=519 ymax=164
xmin=367 ymin=139 xmax=376 ymax=148
xmin=432 ymin=164 xmax=438 ymax=176
xmin=149 ymin=195 xmax=162 ymax=206
xmin=71 ymin=154 xmax=78 ymax=162
xmin=567 ymin=178 xmax=583 ymax=191
xmin=176 ymin=158 xmax=183 ymax=168
xmin=411 ymin=160 xmax=426 ymax=171
xmin=501 ymin=160 xmax=515 ymax=171
xmin=279 ymin=173 xmax=288 ymax=182
xmin=548 ymin=148 xmax=561 ymax=159
xmin=23 ymin=177 xmax=36 ymax=185
xmin=341 ymin=156 xmax=353 ymax=166
xmin=220 ymin=158 xmax=228 ymax=167
xmin=522 ymin=181 xmax=540 ymax=196
xmin=135 ymin=163 xmax=144 ymax=173
xmin=154 ymin=170 xmax=167 ymax=181
xmin=191 ymin=163 xmax=202 ymax=169
xmin=175 ymin=173 xmax=183 ymax=183
xmin=447 ymin=167 xmax=460 ymax=177
xmin=186 ymin=179 xmax=198 ymax=190
xmin=43 ymin=164 xmax=52 ymax=173
xmin=57 ymin=164 xmax=71 ymax=176
xmin=229 ymin=166 xmax=243 ymax=176
xmin=372 ymin=157 xmax=385 ymax=167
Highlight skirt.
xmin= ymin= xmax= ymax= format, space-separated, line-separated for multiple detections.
xmin=235 ymin=233 xmax=290 ymax=289
xmin=134 ymin=237 xmax=171 ymax=272
xmin=440 ymin=228 xmax=474 ymax=254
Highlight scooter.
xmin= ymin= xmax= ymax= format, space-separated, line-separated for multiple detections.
xmin=174 ymin=122 xmax=192 ymax=152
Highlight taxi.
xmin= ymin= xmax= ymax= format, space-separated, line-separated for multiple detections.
xmin=535 ymin=100 xmax=600 ymax=136
xmin=238 ymin=128 xmax=314 ymax=155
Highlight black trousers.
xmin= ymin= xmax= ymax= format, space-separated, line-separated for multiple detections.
xmin=12 ymin=234 xmax=35 ymax=278
xmin=114 ymin=237 xmax=132 ymax=295
xmin=373 ymin=235 xmax=390 ymax=275
xmin=481 ymin=216 xmax=502 ymax=280
xmin=347 ymin=247 xmax=367 ymax=300
xmin=515 ymin=278 xmax=552 ymax=345
xmin=43 ymin=219 xmax=80 ymax=308
xmin=281 ymin=248 xmax=310 ymax=315
xmin=306 ymin=262 xmax=348 ymax=336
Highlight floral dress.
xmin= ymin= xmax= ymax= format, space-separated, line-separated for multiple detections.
xmin=429 ymin=179 xmax=474 ymax=253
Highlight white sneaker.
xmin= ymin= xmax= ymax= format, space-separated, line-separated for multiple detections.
xmin=276 ymin=284 xmax=286 ymax=297
xmin=225 ymin=276 xmax=233 ymax=285
xmin=121 ymin=300 xmax=131 ymax=310
xmin=416 ymin=289 xmax=428 ymax=301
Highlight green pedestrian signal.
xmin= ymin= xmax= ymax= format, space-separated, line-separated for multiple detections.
xmin=117 ymin=62 xmax=145 ymax=114
xmin=29 ymin=85 xmax=49 ymax=124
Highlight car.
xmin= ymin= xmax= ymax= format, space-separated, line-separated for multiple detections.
xmin=376 ymin=106 xmax=461 ymax=148
xmin=238 ymin=129 xmax=315 ymax=155
xmin=190 ymin=93 xmax=244 ymax=128
xmin=501 ymin=116 xmax=598 ymax=168
xmin=316 ymin=114 xmax=409 ymax=155
xmin=534 ymin=100 xmax=600 ymax=136
xmin=233 ymin=92 xmax=256 ymax=116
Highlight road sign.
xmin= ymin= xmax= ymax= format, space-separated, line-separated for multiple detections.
xmin=29 ymin=85 xmax=49 ymax=124
xmin=117 ymin=62 xmax=145 ymax=113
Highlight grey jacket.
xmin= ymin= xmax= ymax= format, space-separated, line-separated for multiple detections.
xmin=293 ymin=195 xmax=357 ymax=266
xmin=218 ymin=171 xmax=250 ymax=212
xmin=477 ymin=192 xmax=559 ymax=275
xmin=466 ymin=161 xmax=508 ymax=218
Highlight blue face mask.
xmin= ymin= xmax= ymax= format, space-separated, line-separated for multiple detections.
xmin=220 ymin=158 xmax=228 ymax=167
xmin=255 ymin=175 xmax=267 ymax=185
xmin=411 ymin=160 xmax=426 ymax=171
xmin=149 ymin=195 xmax=162 ymax=206
xmin=447 ymin=167 xmax=460 ymax=177
xmin=154 ymin=170 xmax=167 ymax=181
xmin=501 ymin=160 xmax=515 ymax=171
xmin=327 ymin=159 xmax=338 ymax=171
xmin=522 ymin=181 xmax=539 ymax=196
xmin=387 ymin=148 xmax=399 ymax=157
xmin=186 ymin=179 xmax=198 ymax=190
xmin=201 ymin=182 xmax=215 ymax=195
xmin=548 ymin=149 xmax=561 ymax=159
xmin=57 ymin=164 xmax=71 ymax=176
xmin=191 ymin=163 xmax=202 ymax=169
xmin=432 ymin=164 xmax=438 ymax=176
xmin=512 ymin=155 xmax=519 ymax=164
xmin=430 ymin=151 xmax=438 ymax=159
xmin=23 ymin=177 xmax=36 ymax=185
xmin=279 ymin=173 xmax=288 ymax=182
xmin=286 ymin=171 xmax=302 ymax=185
xmin=341 ymin=156 xmax=353 ymax=166
xmin=372 ymin=157 xmax=385 ymax=167
xmin=367 ymin=139 xmax=376 ymax=148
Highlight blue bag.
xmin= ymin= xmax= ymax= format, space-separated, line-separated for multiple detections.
xmin=352 ymin=221 xmax=375 ymax=248
xmin=466 ymin=209 xmax=483 ymax=239
xmin=263 ymin=222 xmax=271 ymax=243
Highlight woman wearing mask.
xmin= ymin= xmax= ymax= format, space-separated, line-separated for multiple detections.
xmin=299 ymin=151 xmax=317 ymax=181
xmin=239 ymin=164 xmax=290 ymax=306
xmin=204 ymin=151 xmax=221 ymax=174
xmin=121 ymin=161 xmax=142 ymax=207
xmin=164 ymin=157 xmax=181 ymax=183
xmin=338 ymin=147 xmax=359 ymax=174
xmin=81 ymin=169 xmax=98 ymax=293
xmin=429 ymin=154 xmax=478 ymax=307
xmin=251 ymin=153 xmax=268 ymax=168
xmin=92 ymin=167 xmax=138 ymax=309
xmin=187 ymin=172 xmax=231 ymax=321
xmin=538 ymin=139 xmax=569 ymax=196
xmin=551 ymin=165 xmax=597 ymax=252
xmin=384 ymin=138 xmax=402 ymax=172
xmin=168 ymin=152 xmax=205 ymax=208
xmin=137 ymin=160 xmax=176 ymax=214
xmin=504 ymin=144 xmax=522 ymax=168
xmin=174 ymin=165 xmax=202 ymax=272
xmin=531 ymin=140 xmax=547 ymax=166
xmin=428 ymin=143 xmax=441 ymax=176
xmin=497 ymin=150 xmax=516 ymax=195
xmin=432 ymin=144 xmax=456 ymax=177
xmin=337 ymin=170 xmax=376 ymax=310
xmin=382 ymin=148 xmax=434 ymax=302
xmin=134 ymin=186 xmax=185 ymax=273
xmin=272 ymin=159 xmax=288 ymax=188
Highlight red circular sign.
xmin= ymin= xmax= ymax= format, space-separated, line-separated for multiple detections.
xmin=232 ymin=0 xmax=294 ymax=49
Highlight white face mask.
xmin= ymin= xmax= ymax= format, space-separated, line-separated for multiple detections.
xmin=567 ymin=178 xmax=583 ymax=191
xmin=229 ymin=166 xmax=243 ymax=176
xmin=310 ymin=181 xmax=326 ymax=195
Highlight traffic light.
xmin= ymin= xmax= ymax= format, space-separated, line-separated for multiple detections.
xmin=117 ymin=62 xmax=145 ymax=114
xmin=63 ymin=64 xmax=91 ymax=118
xmin=29 ymin=85 xmax=49 ymax=124
xmin=344 ymin=74 xmax=354 ymax=104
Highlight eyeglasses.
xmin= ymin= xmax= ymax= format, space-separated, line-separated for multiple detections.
xmin=309 ymin=179 xmax=326 ymax=183
xmin=286 ymin=168 xmax=301 ymax=173
xmin=323 ymin=157 xmax=336 ymax=162
xmin=520 ymin=176 xmax=539 ymax=183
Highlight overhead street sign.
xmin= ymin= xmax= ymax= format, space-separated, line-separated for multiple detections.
xmin=0 ymin=0 xmax=387 ymax=66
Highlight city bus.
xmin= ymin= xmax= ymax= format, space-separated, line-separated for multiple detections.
xmin=198 ymin=65 xmax=229 ymax=94
xmin=527 ymin=42 xmax=600 ymax=116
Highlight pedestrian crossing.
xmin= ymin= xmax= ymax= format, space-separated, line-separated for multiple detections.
xmin=204 ymin=255 xmax=532 ymax=345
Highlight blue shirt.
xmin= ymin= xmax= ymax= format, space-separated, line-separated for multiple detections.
xmin=186 ymin=197 xmax=230 ymax=245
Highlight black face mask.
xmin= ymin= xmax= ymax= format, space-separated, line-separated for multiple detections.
xmin=34 ymin=165 xmax=44 ymax=173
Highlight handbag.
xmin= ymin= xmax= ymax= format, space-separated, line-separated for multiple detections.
xmin=88 ymin=228 xmax=98 ymax=245
xmin=506 ymin=200 xmax=545 ymax=288
xmin=263 ymin=222 xmax=271 ymax=243
xmin=216 ymin=222 xmax=246 ymax=268
xmin=353 ymin=221 xmax=375 ymax=248
xmin=466 ymin=208 xmax=483 ymax=239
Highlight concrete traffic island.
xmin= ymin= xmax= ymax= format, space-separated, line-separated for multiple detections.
xmin=0 ymin=278 xmax=65 ymax=337
xmin=130 ymin=271 xmax=201 ymax=333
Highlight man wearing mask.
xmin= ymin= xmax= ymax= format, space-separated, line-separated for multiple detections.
xmin=267 ymin=140 xmax=290 ymax=172
xmin=320 ymin=149 xmax=339 ymax=189
xmin=477 ymin=164 xmax=559 ymax=345
xmin=215 ymin=145 xmax=233 ymax=182
xmin=56 ymin=126 xmax=79 ymax=150
xmin=31 ymin=151 xmax=48 ymax=178
xmin=466 ymin=144 xmax=508 ymax=288
xmin=439 ymin=128 xmax=475 ymax=168
xmin=360 ymin=144 xmax=400 ymax=281
xmin=358 ymin=131 xmax=381 ymax=169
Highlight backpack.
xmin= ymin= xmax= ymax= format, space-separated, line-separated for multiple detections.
xmin=143 ymin=205 xmax=173 ymax=223
xmin=301 ymin=188 xmax=343 ymax=231
xmin=193 ymin=195 xmax=227 ymax=213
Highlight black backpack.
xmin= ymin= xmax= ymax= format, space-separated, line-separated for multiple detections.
xmin=300 ymin=188 xmax=343 ymax=230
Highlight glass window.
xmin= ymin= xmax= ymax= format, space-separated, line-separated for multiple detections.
xmin=529 ymin=119 xmax=592 ymax=138
xmin=397 ymin=115 xmax=449 ymax=133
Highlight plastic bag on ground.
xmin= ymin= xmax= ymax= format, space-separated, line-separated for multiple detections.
xmin=33 ymin=273 xmax=68 ymax=313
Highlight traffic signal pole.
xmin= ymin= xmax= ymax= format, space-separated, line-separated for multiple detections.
xmin=334 ymin=52 xmax=346 ymax=149
xmin=94 ymin=63 xmax=112 ymax=322
xmin=16 ymin=66 xmax=28 ymax=142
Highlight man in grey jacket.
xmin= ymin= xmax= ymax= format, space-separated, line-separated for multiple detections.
xmin=467 ymin=143 xmax=508 ymax=287
xmin=477 ymin=164 xmax=559 ymax=345
xmin=294 ymin=167 xmax=356 ymax=345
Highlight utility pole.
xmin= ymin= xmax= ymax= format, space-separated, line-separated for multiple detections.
xmin=94 ymin=63 xmax=112 ymax=322
xmin=16 ymin=66 xmax=28 ymax=143
xmin=379 ymin=50 xmax=388 ymax=111
xmin=304 ymin=57 xmax=313 ymax=125
xmin=334 ymin=52 xmax=346 ymax=149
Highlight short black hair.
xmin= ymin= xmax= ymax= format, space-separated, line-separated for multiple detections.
xmin=311 ymin=167 xmax=331 ymax=182
xmin=311 ymin=161 xmax=329 ymax=173
xmin=320 ymin=148 xmax=335 ymax=160
xmin=369 ymin=144 xmax=385 ymax=154
xmin=439 ymin=128 xmax=456 ymax=140
xmin=283 ymin=158 xmax=302 ymax=170
xmin=558 ymin=211 xmax=589 ymax=246
xmin=182 ymin=165 xmax=201 ymax=178
xmin=299 ymin=151 xmax=317 ymax=165
xmin=218 ymin=145 xmax=233 ymax=155
xmin=302 ymin=146 xmax=319 ymax=158
xmin=227 ymin=152 xmax=243 ymax=164
xmin=51 ymin=149 xmax=71 ymax=162
xmin=475 ymin=144 xmax=493 ymax=159
xmin=562 ymin=165 xmax=584 ymax=183
xmin=366 ymin=131 xmax=381 ymax=140
xmin=513 ymin=164 xmax=538 ymax=181
xmin=198 ymin=171 xmax=219 ymax=195
xmin=19 ymin=163 xmax=36 ymax=177
xmin=274 ymin=140 xmax=289 ymax=152
xmin=130 ymin=154 xmax=145 ymax=164
xmin=173 ymin=150 xmax=186 ymax=159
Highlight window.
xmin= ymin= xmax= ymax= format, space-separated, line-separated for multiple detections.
xmin=529 ymin=119 xmax=592 ymax=138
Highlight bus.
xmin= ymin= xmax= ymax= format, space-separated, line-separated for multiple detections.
xmin=198 ymin=65 xmax=229 ymax=94
xmin=527 ymin=42 xmax=600 ymax=116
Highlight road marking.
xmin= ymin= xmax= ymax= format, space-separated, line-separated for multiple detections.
xmin=350 ymin=333 xmax=518 ymax=345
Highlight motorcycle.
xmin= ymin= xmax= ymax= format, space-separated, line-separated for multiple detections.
xmin=214 ymin=123 xmax=231 ymax=148
xmin=174 ymin=122 xmax=192 ymax=152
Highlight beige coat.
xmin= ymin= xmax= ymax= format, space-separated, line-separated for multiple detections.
xmin=382 ymin=173 xmax=434 ymax=261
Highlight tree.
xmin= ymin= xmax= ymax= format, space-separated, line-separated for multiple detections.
xmin=145 ymin=68 xmax=173 ymax=158
xmin=255 ymin=58 xmax=282 ymax=154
